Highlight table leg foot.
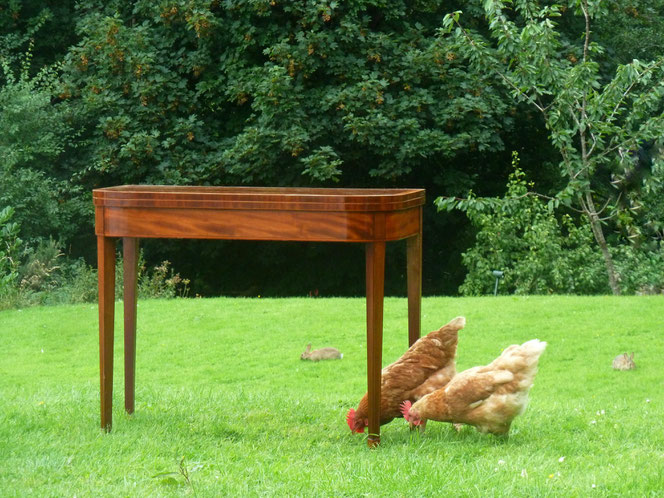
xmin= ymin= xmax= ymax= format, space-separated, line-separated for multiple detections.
xmin=367 ymin=435 xmax=381 ymax=448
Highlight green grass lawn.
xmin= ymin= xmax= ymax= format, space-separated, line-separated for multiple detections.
xmin=1 ymin=296 xmax=663 ymax=496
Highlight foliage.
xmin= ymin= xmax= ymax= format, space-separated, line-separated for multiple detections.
xmin=611 ymin=245 xmax=664 ymax=295
xmin=0 ymin=46 xmax=86 ymax=243
xmin=594 ymin=0 xmax=664 ymax=66
xmin=439 ymin=153 xmax=664 ymax=295
xmin=437 ymin=0 xmax=664 ymax=294
xmin=136 ymin=255 xmax=191 ymax=299
xmin=58 ymin=0 xmax=510 ymax=187
xmin=17 ymin=238 xmax=63 ymax=294
xmin=3 ymin=1 xmax=664 ymax=298
xmin=0 ymin=206 xmax=22 ymax=300
xmin=439 ymin=154 xmax=607 ymax=295
xmin=0 ymin=1 xmax=78 ymax=75
xmin=0 ymin=237 xmax=190 ymax=310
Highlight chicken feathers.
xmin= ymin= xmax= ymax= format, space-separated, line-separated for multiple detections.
xmin=346 ymin=316 xmax=465 ymax=434
xmin=402 ymin=339 xmax=547 ymax=435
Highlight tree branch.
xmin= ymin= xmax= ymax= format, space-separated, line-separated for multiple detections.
xmin=453 ymin=19 xmax=547 ymax=113
xmin=581 ymin=0 xmax=590 ymax=64
xmin=602 ymin=59 xmax=664 ymax=126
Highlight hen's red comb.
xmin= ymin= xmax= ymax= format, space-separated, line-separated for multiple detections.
xmin=346 ymin=408 xmax=365 ymax=433
xmin=346 ymin=409 xmax=356 ymax=431
xmin=400 ymin=400 xmax=412 ymax=421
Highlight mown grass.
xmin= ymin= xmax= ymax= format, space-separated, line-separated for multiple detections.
xmin=1 ymin=296 xmax=663 ymax=497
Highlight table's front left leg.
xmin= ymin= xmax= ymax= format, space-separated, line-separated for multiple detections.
xmin=365 ymin=241 xmax=385 ymax=448
xmin=123 ymin=237 xmax=139 ymax=415
xmin=98 ymin=236 xmax=116 ymax=431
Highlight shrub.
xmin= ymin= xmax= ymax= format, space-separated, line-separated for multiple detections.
xmin=612 ymin=246 xmax=664 ymax=295
xmin=139 ymin=260 xmax=190 ymax=299
xmin=0 ymin=206 xmax=22 ymax=305
xmin=0 ymin=232 xmax=191 ymax=309
xmin=0 ymin=47 xmax=82 ymax=244
xmin=456 ymin=159 xmax=608 ymax=295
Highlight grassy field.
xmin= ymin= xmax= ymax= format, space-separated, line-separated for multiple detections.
xmin=1 ymin=295 xmax=663 ymax=497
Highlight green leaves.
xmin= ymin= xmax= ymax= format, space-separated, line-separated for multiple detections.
xmin=443 ymin=0 xmax=664 ymax=293
xmin=445 ymin=162 xmax=609 ymax=295
xmin=300 ymin=146 xmax=343 ymax=182
xmin=55 ymin=1 xmax=511 ymax=187
xmin=0 ymin=206 xmax=22 ymax=295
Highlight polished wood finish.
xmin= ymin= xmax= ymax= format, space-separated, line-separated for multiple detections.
xmin=97 ymin=236 xmax=116 ymax=431
xmin=123 ymin=237 xmax=139 ymax=414
xmin=365 ymin=241 xmax=385 ymax=448
xmin=94 ymin=186 xmax=425 ymax=446
xmin=93 ymin=186 xmax=425 ymax=212
xmin=407 ymin=217 xmax=423 ymax=347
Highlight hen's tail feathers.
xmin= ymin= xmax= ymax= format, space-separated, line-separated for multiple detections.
xmin=400 ymin=400 xmax=412 ymax=421
xmin=447 ymin=316 xmax=466 ymax=330
xmin=519 ymin=339 xmax=547 ymax=367
xmin=484 ymin=340 xmax=546 ymax=387
xmin=521 ymin=339 xmax=547 ymax=355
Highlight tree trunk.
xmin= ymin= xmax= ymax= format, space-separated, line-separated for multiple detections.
xmin=584 ymin=192 xmax=621 ymax=295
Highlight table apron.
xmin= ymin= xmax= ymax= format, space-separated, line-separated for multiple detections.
xmin=95 ymin=206 xmax=422 ymax=242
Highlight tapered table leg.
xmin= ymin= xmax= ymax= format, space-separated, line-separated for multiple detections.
xmin=123 ymin=238 xmax=139 ymax=414
xmin=407 ymin=228 xmax=422 ymax=347
xmin=365 ymin=241 xmax=385 ymax=448
xmin=98 ymin=236 xmax=116 ymax=431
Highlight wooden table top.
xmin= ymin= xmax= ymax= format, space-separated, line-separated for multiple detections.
xmin=93 ymin=186 xmax=425 ymax=212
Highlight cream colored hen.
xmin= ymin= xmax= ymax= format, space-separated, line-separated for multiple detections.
xmin=401 ymin=339 xmax=546 ymax=435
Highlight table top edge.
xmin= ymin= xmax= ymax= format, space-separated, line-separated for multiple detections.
xmin=92 ymin=186 xmax=426 ymax=211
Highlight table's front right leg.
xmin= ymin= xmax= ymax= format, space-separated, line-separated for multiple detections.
xmin=365 ymin=241 xmax=385 ymax=448
xmin=98 ymin=236 xmax=116 ymax=431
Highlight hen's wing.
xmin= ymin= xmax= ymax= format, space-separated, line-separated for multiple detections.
xmin=380 ymin=317 xmax=464 ymax=398
xmin=443 ymin=368 xmax=514 ymax=413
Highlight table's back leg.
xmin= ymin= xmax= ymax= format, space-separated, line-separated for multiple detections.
xmin=365 ymin=241 xmax=385 ymax=448
xmin=98 ymin=236 xmax=116 ymax=431
xmin=407 ymin=230 xmax=422 ymax=347
xmin=123 ymin=237 xmax=139 ymax=415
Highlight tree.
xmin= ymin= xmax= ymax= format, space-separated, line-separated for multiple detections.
xmin=593 ymin=0 xmax=664 ymax=66
xmin=0 ymin=46 xmax=85 ymax=243
xmin=0 ymin=1 xmax=78 ymax=77
xmin=436 ymin=0 xmax=664 ymax=294
xmin=450 ymin=153 xmax=608 ymax=295
xmin=59 ymin=0 xmax=511 ymax=187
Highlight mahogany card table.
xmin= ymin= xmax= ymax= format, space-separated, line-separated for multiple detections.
xmin=94 ymin=186 xmax=425 ymax=447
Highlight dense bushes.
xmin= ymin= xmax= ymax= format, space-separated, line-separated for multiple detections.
xmin=58 ymin=0 xmax=510 ymax=187
xmin=452 ymin=156 xmax=664 ymax=296
xmin=437 ymin=0 xmax=664 ymax=295
xmin=0 ymin=211 xmax=190 ymax=311
xmin=458 ymin=165 xmax=608 ymax=295
xmin=1 ymin=0 xmax=663 ymax=307
xmin=2 ymin=0 xmax=516 ymax=304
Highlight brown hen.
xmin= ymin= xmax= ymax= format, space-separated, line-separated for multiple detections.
xmin=346 ymin=316 xmax=465 ymax=434
xmin=401 ymin=339 xmax=546 ymax=435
